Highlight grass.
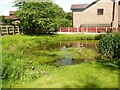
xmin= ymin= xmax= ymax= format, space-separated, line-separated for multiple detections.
xmin=2 ymin=34 xmax=119 ymax=88
xmin=14 ymin=62 xmax=118 ymax=88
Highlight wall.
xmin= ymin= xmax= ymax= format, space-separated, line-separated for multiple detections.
xmin=73 ymin=0 xmax=113 ymax=27
xmin=118 ymin=4 xmax=120 ymax=26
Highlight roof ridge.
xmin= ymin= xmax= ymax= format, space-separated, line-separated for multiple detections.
xmin=71 ymin=0 xmax=100 ymax=11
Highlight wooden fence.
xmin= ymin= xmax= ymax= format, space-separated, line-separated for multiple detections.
xmin=1 ymin=25 xmax=20 ymax=35
xmin=57 ymin=27 xmax=120 ymax=33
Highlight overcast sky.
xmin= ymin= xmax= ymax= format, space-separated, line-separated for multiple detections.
xmin=0 ymin=0 xmax=95 ymax=16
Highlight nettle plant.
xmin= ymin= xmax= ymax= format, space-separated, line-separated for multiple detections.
xmin=99 ymin=32 xmax=120 ymax=60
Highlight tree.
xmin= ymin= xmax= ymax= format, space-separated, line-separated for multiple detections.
xmin=0 ymin=16 xmax=5 ymax=23
xmin=14 ymin=1 xmax=68 ymax=35
xmin=65 ymin=12 xmax=73 ymax=27
xmin=0 ymin=16 xmax=13 ymax=24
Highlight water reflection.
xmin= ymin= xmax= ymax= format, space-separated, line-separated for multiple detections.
xmin=59 ymin=41 xmax=98 ymax=50
xmin=56 ymin=40 xmax=98 ymax=66
xmin=57 ymin=46 xmax=73 ymax=66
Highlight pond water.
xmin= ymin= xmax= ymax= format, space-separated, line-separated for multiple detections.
xmin=55 ymin=40 xmax=99 ymax=66
xmin=57 ymin=46 xmax=73 ymax=66
xmin=31 ymin=40 xmax=99 ymax=66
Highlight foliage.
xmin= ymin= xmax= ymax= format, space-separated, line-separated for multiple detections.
xmin=14 ymin=1 xmax=72 ymax=35
xmin=64 ymin=12 xmax=73 ymax=27
xmin=5 ymin=19 xmax=13 ymax=24
xmin=0 ymin=16 xmax=5 ymax=23
xmin=0 ymin=16 xmax=12 ymax=24
xmin=99 ymin=32 xmax=120 ymax=60
xmin=65 ymin=12 xmax=72 ymax=20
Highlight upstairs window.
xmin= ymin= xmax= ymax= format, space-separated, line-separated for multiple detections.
xmin=97 ymin=9 xmax=104 ymax=15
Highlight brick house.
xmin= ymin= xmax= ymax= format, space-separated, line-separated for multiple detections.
xmin=4 ymin=11 xmax=20 ymax=23
xmin=1 ymin=11 xmax=20 ymax=35
xmin=71 ymin=0 xmax=119 ymax=28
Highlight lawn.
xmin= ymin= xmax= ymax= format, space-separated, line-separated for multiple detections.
xmin=2 ymin=34 xmax=119 ymax=88
xmin=14 ymin=62 xmax=118 ymax=88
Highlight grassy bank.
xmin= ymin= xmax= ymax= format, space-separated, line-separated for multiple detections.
xmin=15 ymin=62 xmax=118 ymax=88
xmin=2 ymin=34 xmax=118 ymax=88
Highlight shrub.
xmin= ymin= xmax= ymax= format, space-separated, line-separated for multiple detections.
xmin=99 ymin=32 xmax=120 ymax=59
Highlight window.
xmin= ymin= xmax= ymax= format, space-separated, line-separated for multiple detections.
xmin=97 ymin=9 xmax=104 ymax=15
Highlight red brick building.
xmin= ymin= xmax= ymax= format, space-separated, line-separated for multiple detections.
xmin=4 ymin=11 xmax=20 ymax=23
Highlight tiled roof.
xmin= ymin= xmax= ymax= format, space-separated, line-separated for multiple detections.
xmin=5 ymin=16 xmax=19 ymax=20
xmin=71 ymin=4 xmax=88 ymax=10
xmin=71 ymin=0 xmax=100 ymax=10
xmin=71 ymin=0 xmax=120 ymax=9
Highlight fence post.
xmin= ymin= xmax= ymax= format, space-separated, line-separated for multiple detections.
xmin=81 ymin=27 xmax=83 ymax=32
xmin=76 ymin=26 xmax=78 ymax=33
xmin=106 ymin=27 xmax=107 ymax=32
xmin=86 ymin=27 xmax=88 ymax=33
xmin=17 ymin=26 xmax=20 ymax=34
xmin=60 ymin=28 xmax=61 ymax=32
xmin=13 ymin=26 xmax=15 ymax=35
xmin=68 ymin=27 xmax=70 ymax=33
xmin=6 ymin=26 xmax=9 ymax=35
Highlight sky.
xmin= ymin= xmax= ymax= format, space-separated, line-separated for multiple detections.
xmin=0 ymin=0 xmax=95 ymax=16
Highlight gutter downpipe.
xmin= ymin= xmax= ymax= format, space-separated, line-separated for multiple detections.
xmin=111 ymin=1 xmax=115 ymax=28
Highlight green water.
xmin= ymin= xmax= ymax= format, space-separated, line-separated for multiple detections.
xmin=57 ymin=40 xmax=98 ymax=66
xmin=35 ymin=40 xmax=99 ymax=66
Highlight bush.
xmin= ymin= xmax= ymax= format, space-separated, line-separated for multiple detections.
xmin=99 ymin=32 xmax=120 ymax=59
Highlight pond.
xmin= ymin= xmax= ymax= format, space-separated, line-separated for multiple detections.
xmin=45 ymin=40 xmax=99 ymax=66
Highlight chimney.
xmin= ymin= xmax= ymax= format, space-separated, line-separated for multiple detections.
xmin=9 ymin=11 xmax=14 ymax=16
xmin=112 ymin=0 xmax=119 ymax=28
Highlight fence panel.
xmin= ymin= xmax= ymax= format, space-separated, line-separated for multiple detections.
xmin=1 ymin=26 xmax=20 ymax=35
xmin=73 ymin=27 xmax=77 ymax=32
xmin=97 ymin=27 xmax=103 ymax=33
xmin=70 ymin=27 xmax=74 ymax=32
xmin=88 ymin=27 xmax=96 ymax=33
xmin=82 ymin=27 xmax=86 ymax=32
xmin=78 ymin=27 xmax=82 ymax=32
xmin=57 ymin=27 xmax=120 ymax=33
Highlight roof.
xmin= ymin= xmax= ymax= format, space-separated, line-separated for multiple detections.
xmin=71 ymin=4 xmax=88 ymax=10
xmin=5 ymin=16 xmax=19 ymax=20
xmin=71 ymin=0 xmax=117 ymax=11
xmin=71 ymin=0 xmax=100 ymax=11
